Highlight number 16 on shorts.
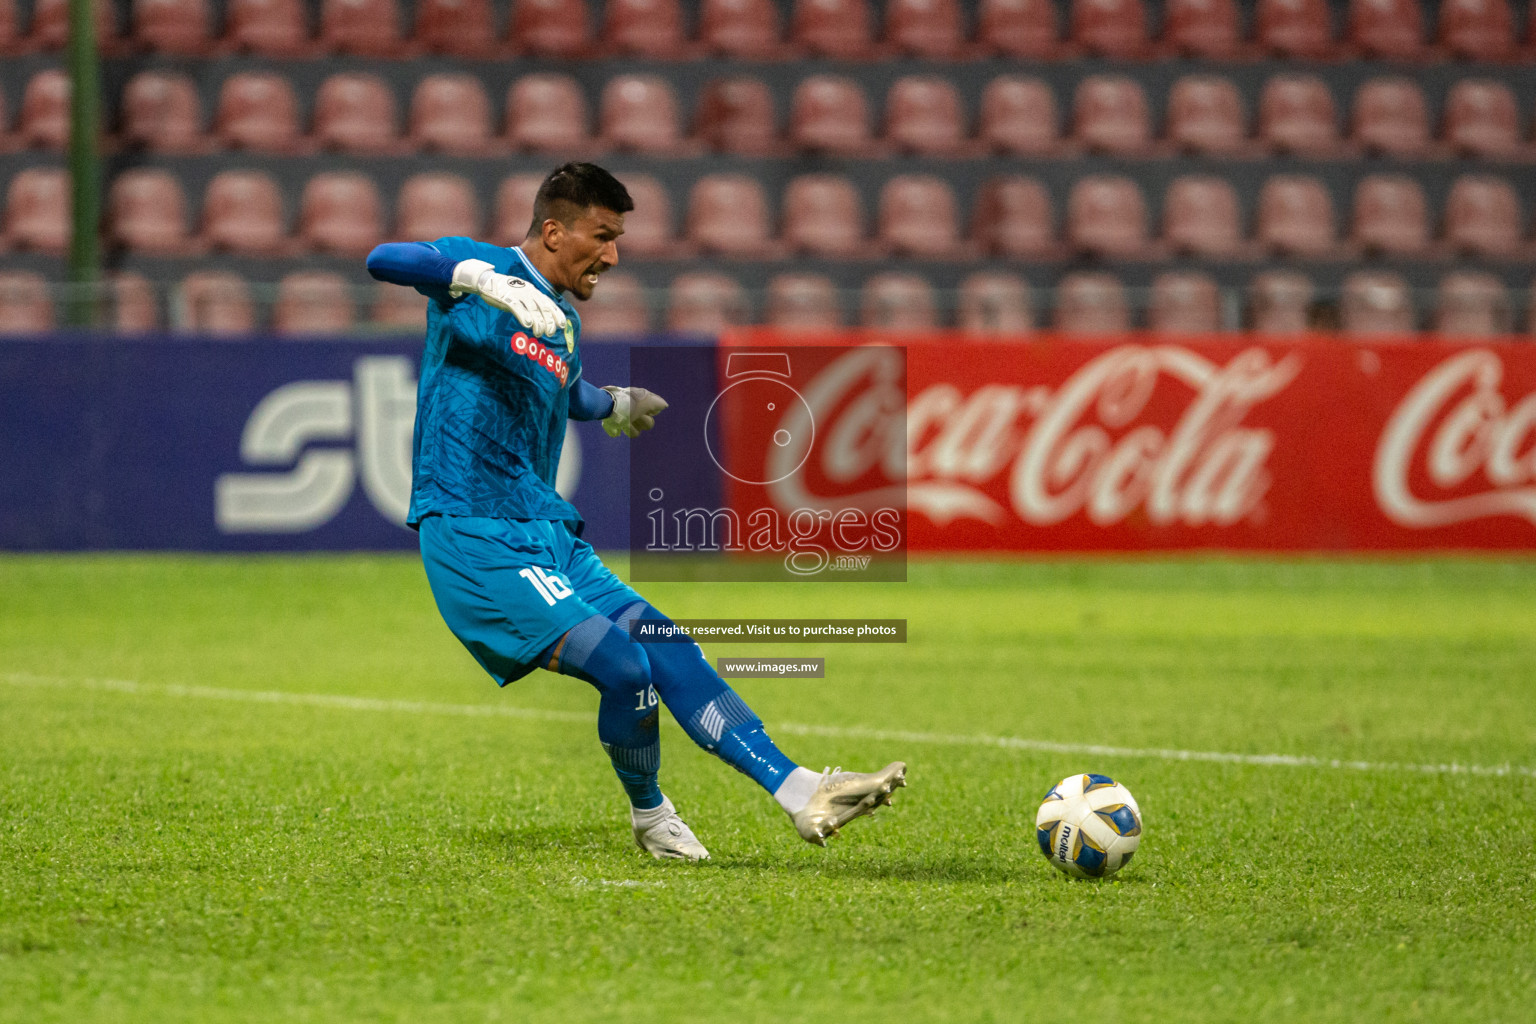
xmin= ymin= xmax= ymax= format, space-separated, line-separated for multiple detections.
xmin=519 ymin=566 xmax=573 ymax=606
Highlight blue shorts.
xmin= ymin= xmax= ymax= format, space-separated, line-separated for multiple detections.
xmin=419 ymin=515 xmax=643 ymax=686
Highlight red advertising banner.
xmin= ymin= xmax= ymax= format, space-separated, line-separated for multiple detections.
xmin=720 ymin=331 xmax=1536 ymax=551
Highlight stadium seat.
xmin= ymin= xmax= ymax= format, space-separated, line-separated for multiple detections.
xmin=602 ymin=0 xmax=686 ymax=57
xmin=2 ymin=168 xmax=69 ymax=254
xmin=504 ymin=75 xmax=589 ymax=154
xmin=790 ymin=0 xmax=874 ymax=57
xmin=884 ymin=0 xmax=964 ymax=58
xmin=885 ymin=77 xmax=967 ymax=156
xmin=1350 ymin=176 xmax=1430 ymax=257
xmin=1072 ymin=75 xmax=1152 ymax=157
xmin=686 ymin=175 xmax=776 ymax=258
xmin=1346 ymin=0 xmax=1423 ymax=59
xmin=508 ymin=0 xmax=591 ymax=56
xmin=1256 ymin=175 xmax=1336 ymax=258
xmin=318 ymin=0 xmax=406 ymax=55
xmin=17 ymin=70 xmax=69 ymax=151
xmin=223 ymin=0 xmax=310 ymax=55
xmin=1149 ymin=272 xmax=1222 ymax=334
xmin=1254 ymin=0 xmax=1333 ymax=57
xmin=0 ymin=272 xmax=56 ymax=334
xmin=201 ymin=170 xmax=290 ymax=256
xmin=120 ymin=71 xmax=205 ymax=153
xmin=175 ymin=272 xmax=256 ymax=335
xmin=977 ymin=76 xmax=1059 ymax=156
xmin=312 ymin=74 xmax=401 ymax=155
xmin=131 ymin=0 xmax=212 ymax=53
xmin=1442 ymin=175 xmax=1522 ymax=258
xmin=878 ymin=175 xmax=966 ymax=259
xmin=1436 ymin=0 xmax=1514 ymax=60
xmin=29 ymin=0 xmax=119 ymax=52
xmin=613 ymin=174 xmax=673 ymax=257
xmin=958 ymin=272 xmax=1033 ymax=335
xmin=790 ymin=76 xmax=875 ymax=156
xmin=667 ymin=273 xmax=748 ymax=333
xmin=694 ymin=77 xmax=779 ymax=155
xmin=698 ymin=0 xmax=782 ymax=58
xmin=578 ymin=272 xmax=650 ymax=337
xmin=1070 ymin=0 xmax=1147 ymax=57
xmin=106 ymin=169 xmax=193 ymax=254
xmin=1066 ymin=176 xmax=1149 ymax=259
xmin=1161 ymin=0 xmax=1241 ymax=57
xmin=372 ymin=281 xmax=428 ymax=332
xmin=1054 ymin=272 xmax=1129 ymax=334
xmin=491 ymin=174 xmax=543 ymax=246
xmin=215 ymin=72 xmax=301 ymax=153
xmin=782 ymin=174 xmax=864 ymax=258
xmin=1162 ymin=176 xmax=1243 ymax=258
xmin=976 ymin=0 xmax=1057 ymax=57
xmin=767 ymin=274 xmax=842 ymax=330
xmin=861 ymin=274 xmax=937 ymax=331
xmin=274 ymin=272 xmax=356 ymax=336
xmin=110 ymin=272 xmax=160 ymax=333
xmin=1341 ymin=271 xmax=1415 ymax=336
xmin=971 ymin=176 xmax=1055 ymax=259
xmin=1165 ymin=76 xmax=1247 ymax=156
xmin=1433 ymin=271 xmax=1511 ymax=335
xmin=397 ymin=173 xmax=480 ymax=241
xmin=413 ymin=0 xmax=496 ymax=56
xmin=1259 ymin=76 xmax=1340 ymax=156
xmin=1351 ymin=78 xmax=1431 ymax=158
xmin=299 ymin=173 xmax=383 ymax=256
xmin=409 ymin=75 xmax=496 ymax=156
xmin=1247 ymin=271 xmax=1314 ymax=334
xmin=0 ymin=0 xmax=19 ymax=54
xmin=1442 ymin=79 xmax=1522 ymax=159
xmin=599 ymin=76 xmax=683 ymax=154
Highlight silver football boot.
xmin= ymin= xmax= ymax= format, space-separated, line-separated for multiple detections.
xmin=632 ymin=797 xmax=710 ymax=861
xmin=790 ymin=762 xmax=907 ymax=846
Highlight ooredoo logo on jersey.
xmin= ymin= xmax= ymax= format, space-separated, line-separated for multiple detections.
xmin=511 ymin=332 xmax=570 ymax=386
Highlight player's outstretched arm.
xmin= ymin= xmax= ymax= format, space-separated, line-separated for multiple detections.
xmin=365 ymin=243 xmax=568 ymax=339
xmin=600 ymin=386 xmax=668 ymax=438
xmin=568 ymin=379 xmax=616 ymax=421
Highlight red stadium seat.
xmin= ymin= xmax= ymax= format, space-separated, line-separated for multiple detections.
xmin=602 ymin=0 xmax=686 ymax=57
xmin=17 ymin=70 xmax=69 ymax=151
xmin=1149 ymin=272 xmax=1222 ymax=334
xmin=29 ymin=0 xmax=119 ymax=51
xmin=132 ymin=0 xmax=213 ymax=53
xmin=1259 ymin=75 xmax=1340 ymax=156
xmin=687 ymin=175 xmax=776 ymax=258
xmin=120 ymin=71 xmax=205 ymax=153
xmin=176 ymin=272 xmax=256 ymax=335
xmin=1070 ymin=0 xmax=1147 ymax=57
xmin=1433 ymin=272 xmax=1510 ymax=335
xmin=0 ymin=0 xmax=20 ymax=54
xmin=508 ymin=0 xmax=591 ymax=56
xmin=885 ymin=76 xmax=967 ymax=156
xmin=214 ymin=72 xmax=301 ymax=153
xmin=223 ymin=0 xmax=310 ymax=54
xmin=1351 ymin=78 xmax=1430 ymax=158
xmin=372 ymin=281 xmax=429 ymax=332
xmin=1162 ymin=176 xmax=1243 ymax=258
xmin=299 ymin=173 xmax=383 ymax=256
xmin=111 ymin=272 xmax=160 ymax=333
xmin=599 ymin=75 xmax=683 ymax=153
xmin=491 ymin=174 xmax=543 ymax=247
xmin=1443 ymin=79 xmax=1521 ymax=159
xmin=1066 ymin=176 xmax=1149 ymax=259
xmin=201 ymin=170 xmax=290 ymax=256
xmin=2 ymin=168 xmax=69 ymax=254
xmin=1256 ymin=175 xmax=1336 ymax=258
xmin=1165 ymin=76 xmax=1247 ymax=156
xmin=1248 ymin=272 xmax=1314 ymax=334
xmin=1350 ymin=175 xmax=1429 ymax=257
xmin=1437 ymin=0 xmax=1513 ymax=60
xmin=789 ymin=76 xmax=875 ymax=156
xmin=578 ymin=272 xmax=650 ymax=337
xmin=790 ymin=0 xmax=874 ymax=57
xmin=698 ymin=0 xmax=782 ymax=57
xmin=397 ymin=173 xmax=480 ymax=241
xmin=958 ymin=272 xmax=1033 ymax=335
xmin=414 ymin=0 xmax=496 ymax=55
xmin=505 ymin=75 xmax=589 ymax=154
xmin=409 ymin=74 xmax=495 ymax=156
xmin=0 ymin=272 xmax=56 ymax=334
xmin=1054 ymin=273 xmax=1129 ymax=334
xmin=312 ymin=74 xmax=401 ymax=155
xmin=1443 ymin=175 xmax=1522 ymax=258
xmin=861 ymin=274 xmax=937 ymax=331
xmin=782 ymin=174 xmax=864 ymax=258
xmin=977 ymin=76 xmax=1059 ymax=156
xmin=1161 ymin=0 xmax=1241 ymax=57
xmin=275 ymin=272 xmax=356 ymax=336
xmin=971 ymin=176 xmax=1055 ymax=259
xmin=976 ymin=0 xmax=1057 ymax=57
xmin=1255 ymin=0 xmax=1333 ymax=57
xmin=668 ymin=273 xmax=749 ymax=333
xmin=878 ymin=175 xmax=966 ymax=259
xmin=1341 ymin=271 xmax=1415 ymax=336
xmin=106 ymin=169 xmax=193 ymax=254
xmin=694 ymin=77 xmax=779 ymax=155
xmin=1346 ymin=0 xmax=1423 ymax=59
xmin=613 ymin=174 xmax=673 ymax=258
xmin=884 ymin=0 xmax=963 ymax=58
xmin=318 ymin=0 xmax=406 ymax=54
xmin=767 ymin=274 xmax=842 ymax=330
xmin=1072 ymin=75 xmax=1152 ymax=156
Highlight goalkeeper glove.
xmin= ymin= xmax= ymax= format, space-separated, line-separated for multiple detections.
xmin=449 ymin=259 xmax=568 ymax=339
xmin=601 ymin=386 xmax=669 ymax=438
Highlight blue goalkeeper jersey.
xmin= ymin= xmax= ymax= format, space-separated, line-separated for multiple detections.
xmin=406 ymin=237 xmax=584 ymax=531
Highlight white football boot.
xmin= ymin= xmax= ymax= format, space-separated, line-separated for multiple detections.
xmin=632 ymin=797 xmax=710 ymax=861
xmin=790 ymin=762 xmax=907 ymax=847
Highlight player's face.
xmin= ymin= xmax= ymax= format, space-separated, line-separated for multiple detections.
xmin=561 ymin=207 xmax=625 ymax=302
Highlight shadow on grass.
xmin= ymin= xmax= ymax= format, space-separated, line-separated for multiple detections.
xmin=462 ymin=823 xmax=613 ymax=859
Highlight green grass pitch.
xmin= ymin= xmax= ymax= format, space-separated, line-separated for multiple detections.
xmin=2 ymin=554 xmax=1534 ymax=1023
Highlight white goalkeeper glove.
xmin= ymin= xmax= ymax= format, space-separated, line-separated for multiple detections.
xmin=601 ymin=386 xmax=669 ymax=438
xmin=449 ymin=258 xmax=568 ymax=339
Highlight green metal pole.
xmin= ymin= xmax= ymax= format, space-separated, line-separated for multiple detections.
xmin=66 ymin=0 xmax=102 ymax=328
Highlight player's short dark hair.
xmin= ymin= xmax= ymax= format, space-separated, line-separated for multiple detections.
xmin=529 ymin=163 xmax=634 ymax=236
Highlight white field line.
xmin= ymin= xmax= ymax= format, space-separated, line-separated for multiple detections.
xmin=4 ymin=671 xmax=1533 ymax=780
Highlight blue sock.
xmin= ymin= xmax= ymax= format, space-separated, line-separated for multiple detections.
xmin=542 ymin=614 xmax=663 ymax=810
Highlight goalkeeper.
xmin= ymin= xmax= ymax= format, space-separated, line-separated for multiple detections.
xmin=366 ymin=163 xmax=905 ymax=860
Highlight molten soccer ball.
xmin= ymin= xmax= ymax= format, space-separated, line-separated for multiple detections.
xmin=1035 ymin=773 xmax=1142 ymax=878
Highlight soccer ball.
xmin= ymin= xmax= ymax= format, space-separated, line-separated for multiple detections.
xmin=1035 ymin=773 xmax=1142 ymax=878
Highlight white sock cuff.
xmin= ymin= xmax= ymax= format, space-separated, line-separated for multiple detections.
xmin=631 ymin=796 xmax=674 ymax=829
xmin=773 ymin=767 xmax=822 ymax=815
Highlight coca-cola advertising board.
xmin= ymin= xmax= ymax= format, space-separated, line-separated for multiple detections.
xmin=720 ymin=331 xmax=1536 ymax=551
